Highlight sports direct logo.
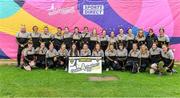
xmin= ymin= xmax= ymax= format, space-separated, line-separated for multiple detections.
xmin=83 ymin=5 xmax=104 ymax=15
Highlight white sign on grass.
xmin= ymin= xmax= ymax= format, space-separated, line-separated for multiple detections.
xmin=68 ymin=57 xmax=102 ymax=73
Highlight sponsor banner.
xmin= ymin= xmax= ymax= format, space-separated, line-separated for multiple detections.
xmin=68 ymin=57 xmax=102 ymax=73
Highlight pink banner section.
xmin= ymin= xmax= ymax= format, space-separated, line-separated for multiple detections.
xmin=23 ymin=0 xmax=103 ymax=32
xmin=132 ymin=0 xmax=174 ymax=36
xmin=0 ymin=32 xmax=17 ymax=59
xmin=170 ymin=44 xmax=180 ymax=61
xmin=168 ymin=0 xmax=180 ymax=37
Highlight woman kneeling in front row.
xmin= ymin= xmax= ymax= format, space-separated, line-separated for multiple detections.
xmin=92 ymin=43 xmax=105 ymax=70
xmin=105 ymin=44 xmax=119 ymax=71
xmin=161 ymin=44 xmax=175 ymax=72
xmin=139 ymin=44 xmax=150 ymax=72
xmin=125 ymin=43 xmax=140 ymax=73
xmin=57 ymin=43 xmax=68 ymax=71
xmin=116 ymin=43 xmax=128 ymax=71
xmin=22 ymin=40 xmax=36 ymax=71
xmin=45 ymin=43 xmax=58 ymax=70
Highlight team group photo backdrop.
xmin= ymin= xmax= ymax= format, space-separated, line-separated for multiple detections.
xmin=0 ymin=0 xmax=180 ymax=60
xmin=1 ymin=0 xmax=180 ymax=97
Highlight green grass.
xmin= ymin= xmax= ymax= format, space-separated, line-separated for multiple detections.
xmin=0 ymin=65 xmax=180 ymax=97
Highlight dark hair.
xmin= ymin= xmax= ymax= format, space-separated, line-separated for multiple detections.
xmin=83 ymin=43 xmax=88 ymax=47
xmin=131 ymin=43 xmax=138 ymax=53
xmin=119 ymin=27 xmax=124 ymax=31
xmin=44 ymin=26 xmax=49 ymax=29
xmin=127 ymin=27 xmax=132 ymax=31
xmin=93 ymin=43 xmax=101 ymax=51
xmin=159 ymin=28 xmax=165 ymax=32
xmin=162 ymin=44 xmax=168 ymax=48
xmin=74 ymin=27 xmax=79 ymax=30
xmin=119 ymin=43 xmax=124 ymax=49
xmin=64 ymin=26 xmax=69 ymax=29
xmin=84 ymin=26 xmax=88 ymax=29
xmin=149 ymin=28 xmax=153 ymax=32
xmin=57 ymin=27 xmax=62 ymax=30
xmin=152 ymin=42 xmax=158 ymax=45
xmin=133 ymin=43 xmax=138 ymax=46
xmin=32 ymin=25 xmax=38 ymax=31
xmin=49 ymin=42 xmax=54 ymax=47
xmin=137 ymin=29 xmax=144 ymax=38
xmin=70 ymin=43 xmax=79 ymax=56
xmin=101 ymin=29 xmax=106 ymax=33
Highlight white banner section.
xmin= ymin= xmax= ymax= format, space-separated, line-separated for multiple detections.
xmin=68 ymin=57 xmax=102 ymax=74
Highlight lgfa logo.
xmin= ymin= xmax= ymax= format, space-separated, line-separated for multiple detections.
xmin=47 ymin=0 xmax=75 ymax=16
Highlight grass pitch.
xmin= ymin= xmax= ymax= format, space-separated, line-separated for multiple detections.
xmin=0 ymin=64 xmax=180 ymax=97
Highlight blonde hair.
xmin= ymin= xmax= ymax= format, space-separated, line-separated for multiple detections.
xmin=106 ymin=43 xmax=114 ymax=51
xmin=92 ymin=28 xmax=98 ymax=37
xmin=140 ymin=44 xmax=148 ymax=54
xmin=110 ymin=31 xmax=115 ymax=37
xmin=61 ymin=43 xmax=66 ymax=49
xmin=137 ymin=29 xmax=144 ymax=38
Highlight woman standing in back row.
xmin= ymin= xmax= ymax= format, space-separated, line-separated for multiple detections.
xmin=116 ymin=28 xmax=126 ymax=47
xmin=63 ymin=27 xmax=72 ymax=50
xmin=53 ymin=27 xmax=64 ymax=51
xmin=109 ymin=31 xmax=117 ymax=49
xmin=16 ymin=25 xmax=30 ymax=67
xmin=145 ymin=28 xmax=158 ymax=49
xmin=157 ymin=28 xmax=170 ymax=48
xmin=72 ymin=27 xmax=81 ymax=50
xmin=31 ymin=25 xmax=41 ymax=49
xmin=41 ymin=26 xmax=52 ymax=49
xmin=126 ymin=28 xmax=135 ymax=52
xmin=135 ymin=29 xmax=146 ymax=48
xmin=100 ymin=29 xmax=109 ymax=52
xmin=81 ymin=26 xmax=90 ymax=48
xmin=90 ymin=28 xmax=99 ymax=50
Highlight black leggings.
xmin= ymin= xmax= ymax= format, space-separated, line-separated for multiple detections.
xmin=116 ymin=57 xmax=127 ymax=68
xmin=90 ymin=41 xmax=97 ymax=50
xmin=16 ymin=38 xmax=28 ymax=66
xmin=57 ymin=56 xmax=68 ymax=68
xmin=162 ymin=58 xmax=174 ymax=72
xmin=100 ymin=41 xmax=108 ymax=52
xmin=64 ymin=38 xmax=72 ymax=50
xmin=105 ymin=56 xmax=120 ymax=70
xmin=17 ymin=46 xmax=24 ymax=66
xmin=150 ymin=55 xmax=161 ymax=64
xmin=23 ymin=55 xmax=35 ymax=66
xmin=139 ymin=58 xmax=149 ymax=72
xmin=36 ymin=54 xmax=46 ymax=68
xmin=46 ymin=57 xmax=57 ymax=68
xmin=125 ymin=57 xmax=139 ymax=71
